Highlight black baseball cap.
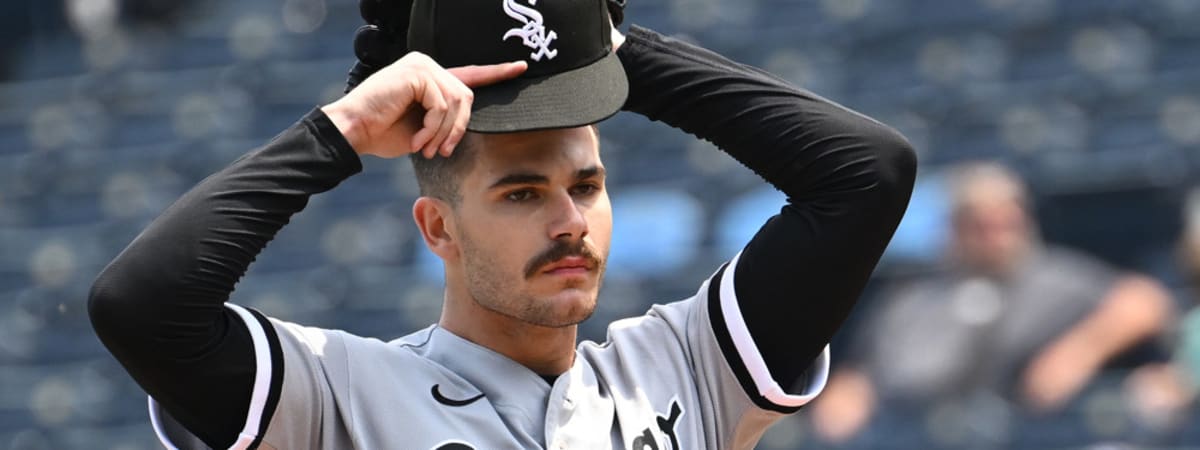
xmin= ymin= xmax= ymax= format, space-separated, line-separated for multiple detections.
xmin=407 ymin=0 xmax=627 ymax=133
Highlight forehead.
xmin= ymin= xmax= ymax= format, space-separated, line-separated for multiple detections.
xmin=953 ymin=178 xmax=1025 ymax=216
xmin=466 ymin=127 xmax=601 ymax=178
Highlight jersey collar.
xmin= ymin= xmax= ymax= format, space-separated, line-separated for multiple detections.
xmin=417 ymin=326 xmax=616 ymax=448
xmin=422 ymin=326 xmax=555 ymax=443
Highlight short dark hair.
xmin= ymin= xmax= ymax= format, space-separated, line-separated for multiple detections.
xmin=409 ymin=134 xmax=480 ymax=205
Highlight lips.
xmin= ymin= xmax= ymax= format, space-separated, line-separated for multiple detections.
xmin=542 ymin=256 xmax=594 ymax=274
xmin=524 ymin=240 xmax=602 ymax=279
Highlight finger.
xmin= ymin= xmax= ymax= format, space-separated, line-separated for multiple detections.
xmin=438 ymin=76 xmax=474 ymax=156
xmin=383 ymin=105 xmax=425 ymax=157
xmin=442 ymin=93 xmax=471 ymax=156
xmin=448 ymin=61 xmax=528 ymax=88
xmin=410 ymin=77 xmax=449 ymax=156
xmin=426 ymin=75 xmax=463 ymax=158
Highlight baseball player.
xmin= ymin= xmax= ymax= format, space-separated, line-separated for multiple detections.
xmin=88 ymin=0 xmax=916 ymax=448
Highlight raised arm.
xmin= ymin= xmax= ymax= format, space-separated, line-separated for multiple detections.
xmin=87 ymin=54 xmax=524 ymax=448
xmin=87 ymin=109 xmax=362 ymax=449
xmin=617 ymin=26 xmax=917 ymax=389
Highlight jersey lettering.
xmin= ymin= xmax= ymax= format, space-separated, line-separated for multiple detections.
xmin=631 ymin=429 xmax=659 ymax=450
xmin=656 ymin=401 xmax=683 ymax=449
xmin=630 ymin=399 xmax=684 ymax=450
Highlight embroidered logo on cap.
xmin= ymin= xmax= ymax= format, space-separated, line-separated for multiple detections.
xmin=502 ymin=0 xmax=558 ymax=61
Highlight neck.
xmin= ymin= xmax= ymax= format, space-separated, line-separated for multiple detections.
xmin=438 ymin=285 xmax=578 ymax=376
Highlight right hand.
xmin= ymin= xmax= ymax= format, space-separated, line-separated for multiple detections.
xmin=322 ymin=52 xmax=527 ymax=159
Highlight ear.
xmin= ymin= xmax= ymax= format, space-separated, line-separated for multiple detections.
xmin=412 ymin=197 xmax=460 ymax=262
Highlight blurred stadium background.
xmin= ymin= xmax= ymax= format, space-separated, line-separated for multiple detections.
xmin=2 ymin=0 xmax=1200 ymax=448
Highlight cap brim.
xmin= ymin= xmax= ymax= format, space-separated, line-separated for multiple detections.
xmin=467 ymin=52 xmax=627 ymax=133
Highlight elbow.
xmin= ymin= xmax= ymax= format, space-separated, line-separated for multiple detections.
xmin=872 ymin=123 xmax=918 ymax=192
xmin=87 ymin=263 xmax=147 ymax=349
xmin=861 ymin=121 xmax=918 ymax=212
xmin=88 ymin=271 xmax=125 ymax=346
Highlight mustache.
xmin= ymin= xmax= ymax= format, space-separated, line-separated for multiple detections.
xmin=524 ymin=239 xmax=603 ymax=279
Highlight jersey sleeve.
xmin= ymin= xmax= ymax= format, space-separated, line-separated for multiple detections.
xmin=608 ymin=254 xmax=830 ymax=449
xmin=255 ymin=317 xmax=348 ymax=450
xmin=147 ymin=304 xmax=345 ymax=450
xmin=700 ymin=254 xmax=831 ymax=413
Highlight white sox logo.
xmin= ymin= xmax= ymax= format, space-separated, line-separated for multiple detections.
xmin=502 ymin=0 xmax=558 ymax=61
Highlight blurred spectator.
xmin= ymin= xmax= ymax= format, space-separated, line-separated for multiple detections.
xmin=1117 ymin=189 xmax=1200 ymax=434
xmin=1174 ymin=189 xmax=1200 ymax=396
xmin=811 ymin=162 xmax=1173 ymax=446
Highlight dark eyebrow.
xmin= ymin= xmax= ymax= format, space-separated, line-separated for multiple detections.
xmin=577 ymin=166 xmax=605 ymax=180
xmin=488 ymin=166 xmax=605 ymax=190
xmin=489 ymin=173 xmax=548 ymax=190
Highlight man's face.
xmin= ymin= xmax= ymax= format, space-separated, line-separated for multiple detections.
xmin=953 ymin=195 xmax=1030 ymax=275
xmin=448 ymin=126 xmax=611 ymax=328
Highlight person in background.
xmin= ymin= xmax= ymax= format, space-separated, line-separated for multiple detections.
xmin=1118 ymin=190 xmax=1200 ymax=436
xmin=811 ymin=161 xmax=1173 ymax=445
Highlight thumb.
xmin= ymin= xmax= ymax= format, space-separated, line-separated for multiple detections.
xmin=448 ymin=61 xmax=528 ymax=88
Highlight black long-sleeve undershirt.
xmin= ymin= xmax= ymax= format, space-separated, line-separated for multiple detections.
xmin=618 ymin=26 xmax=915 ymax=390
xmin=88 ymin=26 xmax=915 ymax=449
xmin=89 ymin=113 xmax=363 ymax=448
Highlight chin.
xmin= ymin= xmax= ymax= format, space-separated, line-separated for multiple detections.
xmin=538 ymin=288 xmax=598 ymax=327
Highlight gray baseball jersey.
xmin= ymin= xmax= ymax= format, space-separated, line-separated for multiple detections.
xmin=148 ymin=254 xmax=830 ymax=449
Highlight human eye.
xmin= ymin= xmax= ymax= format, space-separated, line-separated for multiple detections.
xmin=570 ymin=183 xmax=601 ymax=197
xmin=505 ymin=189 xmax=538 ymax=202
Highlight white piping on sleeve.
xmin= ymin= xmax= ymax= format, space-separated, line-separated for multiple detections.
xmin=148 ymin=396 xmax=179 ymax=450
xmin=717 ymin=251 xmax=831 ymax=408
xmin=147 ymin=303 xmax=274 ymax=450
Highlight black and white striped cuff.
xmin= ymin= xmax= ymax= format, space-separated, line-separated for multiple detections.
xmin=148 ymin=303 xmax=283 ymax=450
xmin=708 ymin=252 xmax=831 ymax=413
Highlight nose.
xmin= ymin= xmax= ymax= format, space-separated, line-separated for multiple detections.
xmin=547 ymin=190 xmax=588 ymax=241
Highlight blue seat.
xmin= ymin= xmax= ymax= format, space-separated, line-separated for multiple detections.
xmin=715 ymin=186 xmax=785 ymax=260
xmin=0 ymin=124 xmax=30 ymax=155
xmin=883 ymin=175 xmax=950 ymax=264
xmin=608 ymin=187 xmax=704 ymax=280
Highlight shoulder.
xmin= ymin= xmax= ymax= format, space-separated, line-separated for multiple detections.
xmin=589 ymin=295 xmax=702 ymax=346
xmin=265 ymin=317 xmax=438 ymax=372
xmin=268 ymin=321 xmax=454 ymax=410
xmin=1036 ymin=245 xmax=1113 ymax=273
xmin=267 ymin=316 xmax=367 ymax=353
xmin=577 ymin=298 xmax=700 ymax=372
xmin=873 ymin=271 xmax=958 ymax=313
xmin=1027 ymin=245 xmax=1118 ymax=290
xmin=388 ymin=325 xmax=439 ymax=348
xmin=581 ymin=301 xmax=686 ymax=344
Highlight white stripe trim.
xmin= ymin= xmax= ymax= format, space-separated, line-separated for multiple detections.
xmin=228 ymin=303 xmax=274 ymax=447
xmin=147 ymin=303 xmax=274 ymax=450
xmin=147 ymin=396 xmax=179 ymax=450
xmin=717 ymin=252 xmax=831 ymax=408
